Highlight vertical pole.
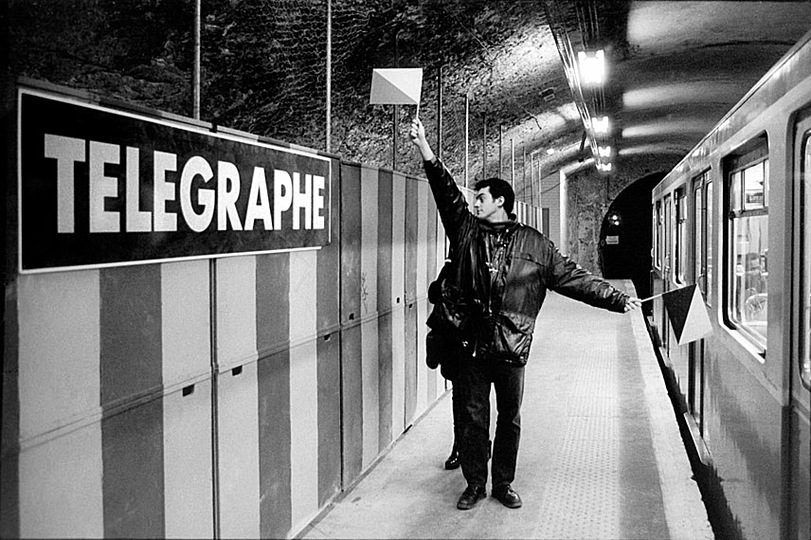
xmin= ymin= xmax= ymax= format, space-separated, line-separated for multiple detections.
xmin=393 ymin=105 xmax=398 ymax=171
xmin=326 ymin=0 xmax=332 ymax=153
xmin=510 ymin=138 xmax=514 ymax=185
xmin=209 ymin=259 xmax=220 ymax=539
xmin=527 ymin=153 xmax=533 ymax=207
xmin=437 ymin=65 xmax=443 ymax=162
xmin=464 ymin=93 xmax=469 ymax=188
xmin=523 ymin=145 xmax=527 ymax=200
xmin=498 ymin=125 xmax=503 ymax=180
xmin=482 ymin=113 xmax=487 ymax=179
xmin=538 ymin=156 xmax=543 ymax=212
xmin=193 ymin=0 xmax=201 ymax=120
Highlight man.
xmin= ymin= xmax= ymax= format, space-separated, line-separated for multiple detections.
xmin=409 ymin=117 xmax=641 ymax=511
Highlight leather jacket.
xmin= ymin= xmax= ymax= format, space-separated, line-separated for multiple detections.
xmin=424 ymin=157 xmax=629 ymax=366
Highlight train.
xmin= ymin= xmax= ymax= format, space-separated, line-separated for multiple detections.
xmin=648 ymin=28 xmax=811 ymax=540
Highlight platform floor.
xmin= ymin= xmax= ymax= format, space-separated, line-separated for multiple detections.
xmin=299 ymin=289 xmax=715 ymax=540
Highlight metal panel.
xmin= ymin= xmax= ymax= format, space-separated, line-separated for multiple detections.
xmin=163 ymin=380 xmax=213 ymax=539
xmin=100 ymin=265 xmax=162 ymax=407
xmin=360 ymin=166 xmax=379 ymax=319
xmin=289 ymin=250 xmax=319 ymax=532
xmin=161 ymin=260 xmax=210 ymax=389
xmin=217 ymin=361 xmax=261 ymax=539
xmin=257 ymin=350 xmax=292 ymax=539
xmin=340 ymin=323 xmax=364 ymax=483
xmin=416 ymin=180 xmax=432 ymax=413
xmin=255 ymin=252 xmax=293 ymax=537
xmin=19 ymin=422 xmax=104 ymax=538
xmin=317 ymin=332 xmax=341 ymax=506
xmin=377 ymin=170 xmax=393 ymax=450
xmin=216 ymin=256 xmax=258 ymax=372
xmin=338 ymin=162 xmax=364 ymax=485
xmin=390 ymin=172 xmax=407 ymax=435
xmin=18 ymin=270 xmax=100 ymax=440
xmin=404 ymin=175 xmax=419 ymax=425
xmin=102 ymin=398 xmax=165 ymax=538
xmin=361 ymin=317 xmax=381 ymax=468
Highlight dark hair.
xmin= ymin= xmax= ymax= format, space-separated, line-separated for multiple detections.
xmin=474 ymin=177 xmax=515 ymax=215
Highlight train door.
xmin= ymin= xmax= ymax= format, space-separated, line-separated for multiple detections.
xmin=673 ymin=188 xmax=691 ymax=398
xmin=662 ymin=194 xmax=672 ymax=352
xmin=792 ymin=109 xmax=811 ymax=540
xmin=690 ymin=173 xmax=710 ymax=434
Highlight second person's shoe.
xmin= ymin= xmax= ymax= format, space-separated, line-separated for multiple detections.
xmin=444 ymin=447 xmax=460 ymax=470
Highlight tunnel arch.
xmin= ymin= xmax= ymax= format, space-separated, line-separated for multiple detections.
xmin=598 ymin=172 xmax=664 ymax=303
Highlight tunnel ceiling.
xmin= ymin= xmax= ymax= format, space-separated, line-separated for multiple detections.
xmin=387 ymin=0 xmax=811 ymax=180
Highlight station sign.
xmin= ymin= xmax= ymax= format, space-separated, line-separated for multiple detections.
xmin=17 ymin=87 xmax=332 ymax=273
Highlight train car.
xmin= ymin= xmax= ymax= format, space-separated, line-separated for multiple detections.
xmin=649 ymin=29 xmax=811 ymax=540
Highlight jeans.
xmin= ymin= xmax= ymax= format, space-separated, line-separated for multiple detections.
xmin=455 ymin=352 xmax=525 ymax=489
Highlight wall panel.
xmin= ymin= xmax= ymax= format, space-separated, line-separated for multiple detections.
xmin=217 ymin=361 xmax=260 ymax=539
xmin=288 ymin=250 xmax=320 ymax=532
xmin=18 ymin=271 xmax=100 ymax=441
xmin=163 ymin=380 xmax=213 ymax=539
xmin=257 ymin=350 xmax=292 ymax=539
xmin=19 ymin=421 xmax=104 ymax=538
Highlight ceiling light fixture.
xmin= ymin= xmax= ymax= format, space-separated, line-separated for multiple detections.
xmin=596 ymin=162 xmax=612 ymax=172
xmin=577 ymin=50 xmax=605 ymax=85
xmin=592 ymin=116 xmax=610 ymax=134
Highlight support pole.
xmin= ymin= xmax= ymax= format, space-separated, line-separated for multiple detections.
xmin=326 ymin=0 xmax=332 ymax=153
xmin=499 ymin=125 xmax=503 ymax=179
xmin=510 ymin=138 xmax=515 ymax=185
xmin=464 ymin=93 xmax=469 ymax=188
xmin=393 ymin=105 xmax=398 ymax=171
xmin=437 ymin=65 xmax=443 ymax=162
xmin=482 ymin=113 xmax=487 ymax=179
xmin=193 ymin=0 xmax=201 ymax=120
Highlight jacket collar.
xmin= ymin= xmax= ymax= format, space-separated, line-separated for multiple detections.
xmin=477 ymin=219 xmax=520 ymax=233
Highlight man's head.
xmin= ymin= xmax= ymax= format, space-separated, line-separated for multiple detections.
xmin=473 ymin=178 xmax=515 ymax=223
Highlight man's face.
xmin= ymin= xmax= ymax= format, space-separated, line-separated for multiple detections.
xmin=474 ymin=187 xmax=504 ymax=223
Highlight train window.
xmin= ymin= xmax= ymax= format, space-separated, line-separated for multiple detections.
xmin=675 ymin=188 xmax=688 ymax=284
xmin=693 ymin=170 xmax=713 ymax=304
xmin=802 ymin=130 xmax=811 ymax=386
xmin=654 ymin=200 xmax=662 ymax=270
xmin=693 ymin=174 xmax=706 ymax=298
xmin=725 ymin=138 xmax=769 ymax=349
xmin=664 ymin=195 xmax=672 ymax=279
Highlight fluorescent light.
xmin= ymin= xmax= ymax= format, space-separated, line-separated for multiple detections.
xmin=578 ymin=50 xmax=605 ymax=85
xmin=596 ymin=162 xmax=612 ymax=172
xmin=592 ymin=116 xmax=610 ymax=134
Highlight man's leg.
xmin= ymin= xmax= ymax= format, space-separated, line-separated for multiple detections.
xmin=456 ymin=355 xmax=492 ymax=491
xmin=490 ymin=363 xmax=525 ymax=489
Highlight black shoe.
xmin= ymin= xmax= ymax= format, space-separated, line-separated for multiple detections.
xmin=492 ymin=485 xmax=522 ymax=508
xmin=444 ymin=449 xmax=460 ymax=470
xmin=456 ymin=485 xmax=486 ymax=510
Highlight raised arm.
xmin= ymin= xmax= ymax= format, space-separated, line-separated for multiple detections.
xmin=409 ymin=117 xmax=472 ymax=242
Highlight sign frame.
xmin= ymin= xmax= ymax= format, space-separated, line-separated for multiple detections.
xmin=17 ymin=84 xmax=334 ymax=274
